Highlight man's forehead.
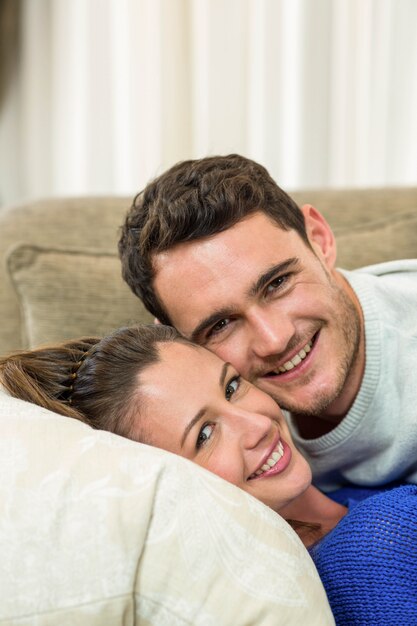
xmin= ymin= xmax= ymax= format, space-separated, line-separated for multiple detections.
xmin=153 ymin=212 xmax=292 ymax=269
xmin=152 ymin=216 xmax=304 ymax=337
xmin=153 ymin=245 xmax=240 ymax=336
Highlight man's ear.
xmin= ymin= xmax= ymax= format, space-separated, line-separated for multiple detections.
xmin=301 ymin=204 xmax=337 ymax=270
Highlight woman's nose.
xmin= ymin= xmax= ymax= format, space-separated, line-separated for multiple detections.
xmin=226 ymin=406 xmax=272 ymax=450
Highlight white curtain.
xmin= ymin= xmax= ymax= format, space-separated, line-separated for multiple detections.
xmin=1 ymin=0 xmax=417 ymax=206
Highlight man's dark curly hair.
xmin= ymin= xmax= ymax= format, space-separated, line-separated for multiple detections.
xmin=118 ymin=154 xmax=308 ymax=325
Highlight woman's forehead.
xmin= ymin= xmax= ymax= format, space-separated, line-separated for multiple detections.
xmin=158 ymin=340 xmax=221 ymax=369
xmin=139 ymin=341 xmax=221 ymax=400
xmin=136 ymin=342 xmax=222 ymax=449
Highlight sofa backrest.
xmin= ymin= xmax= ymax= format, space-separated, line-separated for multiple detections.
xmin=0 ymin=196 xmax=153 ymax=353
xmin=1 ymin=188 xmax=416 ymax=353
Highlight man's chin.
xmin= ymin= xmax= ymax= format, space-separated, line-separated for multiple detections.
xmin=280 ymin=399 xmax=333 ymax=417
xmin=258 ymin=379 xmax=340 ymax=417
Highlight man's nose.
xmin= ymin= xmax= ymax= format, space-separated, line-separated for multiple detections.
xmin=247 ymin=309 xmax=294 ymax=358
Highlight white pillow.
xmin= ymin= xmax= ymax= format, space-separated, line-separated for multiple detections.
xmin=0 ymin=388 xmax=334 ymax=625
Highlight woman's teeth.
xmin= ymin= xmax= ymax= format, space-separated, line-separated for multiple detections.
xmin=250 ymin=441 xmax=284 ymax=479
xmin=277 ymin=340 xmax=312 ymax=374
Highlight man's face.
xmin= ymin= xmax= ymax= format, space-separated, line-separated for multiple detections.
xmin=153 ymin=210 xmax=363 ymax=417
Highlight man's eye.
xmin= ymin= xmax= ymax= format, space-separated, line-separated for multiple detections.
xmin=225 ymin=376 xmax=240 ymax=401
xmin=208 ymin=318 xmax=230 ymax=337
xmin=197 ymin=423 xmax=214 ymax=449
xmin=266 ymin=274 xmax=288 ymax=294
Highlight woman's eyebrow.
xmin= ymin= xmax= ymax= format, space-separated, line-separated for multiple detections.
xmin=180 ymin=362 xmax=231 ymax=448
xmin=220 ymin=361 xmax=232 ymax=387
xmin=181 ymin=407 xmax=206 ymax=449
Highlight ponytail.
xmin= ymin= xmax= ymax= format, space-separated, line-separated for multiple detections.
xmin=0 ymin=324 xmax=186 ymax=439
xmin=0 ymin=338 xmax=101 ymax=422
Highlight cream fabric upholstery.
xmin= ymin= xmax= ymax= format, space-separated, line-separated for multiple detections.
xmin=0 ymin=388 xmax=335 ymax=625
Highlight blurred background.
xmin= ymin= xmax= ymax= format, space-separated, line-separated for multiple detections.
xmin=1 ymin=0 xmax=417 ymax=207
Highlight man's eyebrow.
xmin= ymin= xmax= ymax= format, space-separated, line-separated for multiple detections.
xmin=248 ymin=258 xmax=300 ymax=298
xmin=190 ymin=258 xmax=300 ymax=342
xmin=181 ymin=362 xmax=231 ymax=448
xmin=190 ymin=308 xmax=236 ymax=343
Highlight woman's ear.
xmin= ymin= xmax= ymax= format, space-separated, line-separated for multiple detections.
xmin=301 ymin=204 xmax=337 ymax=270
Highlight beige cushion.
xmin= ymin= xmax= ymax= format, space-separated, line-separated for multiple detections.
xmin=291 ymin=187 xmax=417 ymax=269
xmin=334 ymin=210 xmax=417 ymax=269
xmin=0 ymin=388 xmax=334 ymax=625
xmin=7 ymin=244 xmax=153 ymax=348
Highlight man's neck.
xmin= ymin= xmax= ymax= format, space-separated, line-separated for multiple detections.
xmin=291 ymin=412 xmax=343 ymax=438
xmin=293 ymin=361 xmax=364 ymax=437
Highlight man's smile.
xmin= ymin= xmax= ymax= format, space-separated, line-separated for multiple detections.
xmin=257 ymin=331 xmax=319 ymax=382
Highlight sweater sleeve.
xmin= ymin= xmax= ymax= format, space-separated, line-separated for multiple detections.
xmin=309 ymin=485 xmax=417 ymax=625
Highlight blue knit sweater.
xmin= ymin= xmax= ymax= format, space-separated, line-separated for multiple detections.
xmin=309 ymin=485 xmax=417 ymax=625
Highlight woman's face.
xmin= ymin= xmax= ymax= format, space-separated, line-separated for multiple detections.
xmin=136 ymin=341 xmax=312 ymax=513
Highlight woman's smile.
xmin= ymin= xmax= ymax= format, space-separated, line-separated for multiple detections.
xmin=248 ymin=436 xmax=292 ymax=480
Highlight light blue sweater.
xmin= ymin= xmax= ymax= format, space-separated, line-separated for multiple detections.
xmin=289 ymin=260 xmax=417 ymax=491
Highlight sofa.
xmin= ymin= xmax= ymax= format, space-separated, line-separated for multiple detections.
xmin=1 ymin=187 xmax=417 ymax=353
xmin=1 ymin=187 xmax=417 ymax=625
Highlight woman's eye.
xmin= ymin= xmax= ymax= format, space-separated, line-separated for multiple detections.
xmin=197 ymin=423 xmax=214 ymax=449
xmin=225 ymin=376 xmax=240 ymax=401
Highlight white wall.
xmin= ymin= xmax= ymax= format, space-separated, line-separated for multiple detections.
xmin=1 ymin=0 xmax=417 ymax=206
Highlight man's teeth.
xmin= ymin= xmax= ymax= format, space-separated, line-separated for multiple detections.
xmin=250 ymin=441 xmax=284 ymax=478
xmin=277 ymin=340 xmax=312 ymax=373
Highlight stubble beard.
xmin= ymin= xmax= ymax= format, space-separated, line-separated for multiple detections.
xmin=268 ymin=283 xmax=362 ymax=417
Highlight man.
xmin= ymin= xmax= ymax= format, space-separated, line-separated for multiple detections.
xmin=118 ymin=154 xmax=417 ymax=490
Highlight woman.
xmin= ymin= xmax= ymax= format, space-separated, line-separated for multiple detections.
xmin=1 ymin=324 xmax=416 ymax=624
